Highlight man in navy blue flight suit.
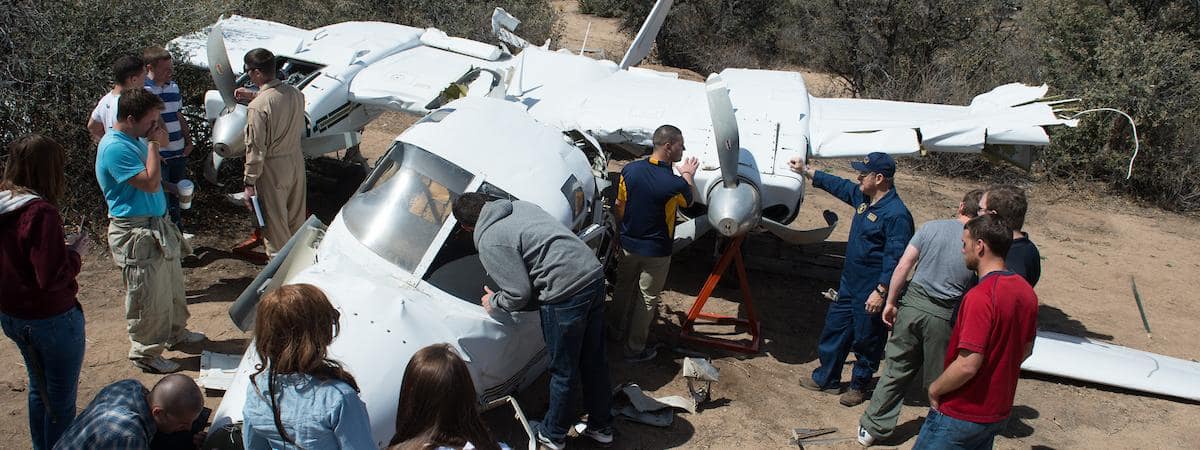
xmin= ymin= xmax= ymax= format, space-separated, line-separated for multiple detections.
xmin=788 ymin=152 xmax=914 ymax=407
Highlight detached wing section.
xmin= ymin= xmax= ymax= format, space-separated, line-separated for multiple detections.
xmin=168 ymin=15 xmax=308 ymax=74
xmin=810 ymin=83 xmax=1077 ymax=157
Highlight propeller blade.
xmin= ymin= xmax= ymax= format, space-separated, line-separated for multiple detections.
xmin=705 ymin=74 xmax=740 ymax=188
xmin=619 ymin=0 xmax=674 ymax=69
xmin=204 ymin=151 xmax=225 ymax=186
xmin=207 ymin=23 xmax=238 ymax=111
xmin=761 ymin=210 xmax=839 ymax=245
xmin=671 ymin=215 xmax=711 ymax=253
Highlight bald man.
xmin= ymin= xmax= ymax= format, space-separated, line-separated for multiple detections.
xmin=54 ymin=374 xmax=205 ymax=449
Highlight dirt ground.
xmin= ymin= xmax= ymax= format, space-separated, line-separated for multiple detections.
xmin=3 ymin=5 xmax=1198 ymax=450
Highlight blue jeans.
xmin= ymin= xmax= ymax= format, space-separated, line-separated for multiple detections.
xmin=1 ymin=307 xmax=86 ymax=450
xmin=538 ymin=277 xmax=613 ymax=441
xmin=811 ymin=299 xmax=888 ymax=391
xmin=161 ymin=156 xmax=187 ymax=228
xmin=913 ymin=409 xmax=1007 ymax=450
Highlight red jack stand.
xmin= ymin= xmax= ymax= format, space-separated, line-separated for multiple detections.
xmin=679 ymin=235 xmax=761 ymax=353
xmin=231 ymin=228 xmax=269 ymax=265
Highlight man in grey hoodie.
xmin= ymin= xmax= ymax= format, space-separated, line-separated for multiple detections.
xmin=452 ymin=193 xmax=613 ymax=449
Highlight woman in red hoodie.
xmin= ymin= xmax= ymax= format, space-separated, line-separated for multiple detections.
xmin=0 ymin=134 xmax=90 ymax=450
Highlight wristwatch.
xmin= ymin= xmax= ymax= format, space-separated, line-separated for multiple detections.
xmin=875 ymin=285 xmax=888 ymax=296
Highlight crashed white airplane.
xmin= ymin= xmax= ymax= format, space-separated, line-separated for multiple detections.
xmin=180 ymin=1 xmax=1197 ymax=448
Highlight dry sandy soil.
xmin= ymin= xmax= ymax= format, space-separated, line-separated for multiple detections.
xmin=3 ymin=4 xmax=1198 ymax=450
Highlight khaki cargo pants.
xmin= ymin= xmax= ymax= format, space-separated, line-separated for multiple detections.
xmin=608 ymin=249 xmax=672 ymax=355
xmin=108 ymin=215 xmax=191 ymax=360
xmin=258 ymin=152 xmax=307 ymax=256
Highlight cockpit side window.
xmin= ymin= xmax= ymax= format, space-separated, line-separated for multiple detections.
xmin=560 ymin=175 xmax=586 ymax=231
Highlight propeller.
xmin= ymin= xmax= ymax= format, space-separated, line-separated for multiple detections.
xmin=671 ymin=74 xmax=839 ymax=251
xmin=707 ymin=74 xmax=740 ymax=189
xmin=203 ymin=20 xmax=249 ymax=184
xmin=619 ymin=0 xmax=675 ymax=70
xmin=703 ymin=74 xmax=761 ymax=238
xmin=207 ymin=23 xmax=238 ymax=112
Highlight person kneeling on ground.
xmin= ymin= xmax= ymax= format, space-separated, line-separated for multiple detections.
xmin=242 ymin=283 xmax=374 ymax=450
xmin=389 ymin=343 xmax=508 ymax=450
xmin=453 ymin=193 xmax=613 ymax=450
xmin=54 ymin=374 xmax=204 ymax=449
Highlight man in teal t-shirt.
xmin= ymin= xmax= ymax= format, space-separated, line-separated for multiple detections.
xmin=96 ymin=128 xmax=167 ymax=217
xmin=95 ymin=88 xmax=204 ymax=375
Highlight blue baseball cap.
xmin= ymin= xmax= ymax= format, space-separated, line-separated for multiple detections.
xmin=850 ymin=152 xmax=896 ymax=178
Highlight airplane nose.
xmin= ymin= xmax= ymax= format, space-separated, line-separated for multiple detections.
xmin=706 ymin=183 xmax=762 ymax=238
xmin=211 ymin=104 xmax=248 ymax=158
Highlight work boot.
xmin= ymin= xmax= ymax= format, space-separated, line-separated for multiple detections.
xmin=168 ymin=330 xmax=207 ymax=350
xmin=840 ymin=388 xmax=868 ymax=406
xmin=798 ymin=376 xmax=839 ymax=394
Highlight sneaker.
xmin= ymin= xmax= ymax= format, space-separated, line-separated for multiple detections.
xmin=840 ymin=388 xmax=868 ymax=407
xmin=622 ymin=346 xmax=658 ymax=363
xmin=798 ymin=376 xmax=839 ymax=394
xmin=857 ymin=425 xmax=877 ymax=447
xmin=580 ymin=425 xmax=614 ymax=445
xmin=134 ymin=356 xmax=181 ymax=374
xmin=535 ymin=431 xmax=565 ymax=450
xmin=169 ymin=330 xmax=207 ymax=349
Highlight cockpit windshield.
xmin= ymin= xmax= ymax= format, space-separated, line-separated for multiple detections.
xmin=343 ymin=142 xmax=472 ymax=273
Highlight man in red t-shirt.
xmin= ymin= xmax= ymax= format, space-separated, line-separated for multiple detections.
xmin=914 ymin=214 xmax=1038 ymax=449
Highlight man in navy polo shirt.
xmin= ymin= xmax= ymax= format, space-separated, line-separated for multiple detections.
xmin=609 ymin=125 xmax=698 ymax=362
xmin=789 ymin=152 xmax=914 ymax=406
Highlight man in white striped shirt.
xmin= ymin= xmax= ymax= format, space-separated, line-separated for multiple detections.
xmin=143 ymin=46 xmax=193 ymax=228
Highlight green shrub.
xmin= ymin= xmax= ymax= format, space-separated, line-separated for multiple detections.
xmin=584 ymin=0 xmax=1200 ymax=210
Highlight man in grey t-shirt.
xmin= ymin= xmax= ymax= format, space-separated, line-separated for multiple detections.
xmin=857 ymin=189 xmax=984 ymax=446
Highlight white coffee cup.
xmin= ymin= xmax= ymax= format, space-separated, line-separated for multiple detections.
xmin=177 ymin=179 xmax=195 ymax=209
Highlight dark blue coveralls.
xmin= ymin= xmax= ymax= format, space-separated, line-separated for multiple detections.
xmin=810 ymin=171 xmax=914 ymax=391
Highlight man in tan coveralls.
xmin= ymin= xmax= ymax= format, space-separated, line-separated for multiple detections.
xmin=241 ymin=48 xmax=306 ymax=256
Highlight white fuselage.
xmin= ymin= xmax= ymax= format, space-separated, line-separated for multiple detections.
xmin=209 ymin=97 xmax=609 ymax=446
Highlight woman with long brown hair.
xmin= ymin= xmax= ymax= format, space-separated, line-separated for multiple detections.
xmin=389 ymin=344 xmax=505 ymax=450
xmin=242 ymin=283 xmax=375 ymax=449
xmin=0 ymin=134 xmax=89 ymax=449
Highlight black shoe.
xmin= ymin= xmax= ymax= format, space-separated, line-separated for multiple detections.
xmin=799 ymin=376 xmax=840 ymax=394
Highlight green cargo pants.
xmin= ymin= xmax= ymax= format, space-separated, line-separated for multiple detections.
xmin=860 ymin=284 xmax=955 ymax=439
